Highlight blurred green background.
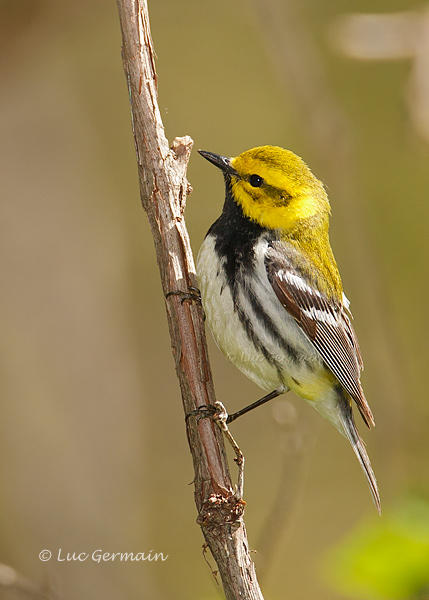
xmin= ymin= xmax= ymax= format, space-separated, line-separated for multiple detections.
xmin=1 ymin=0 xmax=428 ymax=598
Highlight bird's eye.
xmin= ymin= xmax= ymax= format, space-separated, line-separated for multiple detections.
xmin=249 ymin=174 xmax=263 ymax=187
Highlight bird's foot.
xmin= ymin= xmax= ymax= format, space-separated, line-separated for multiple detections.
xmin=166 ymin=286 xmax=201 ymax=305
xmin=186 ymin=401 xmax=245 ymax=500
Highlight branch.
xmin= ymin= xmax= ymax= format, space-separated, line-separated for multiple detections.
xmin=115 ymin=1 xmax=264 ymax=598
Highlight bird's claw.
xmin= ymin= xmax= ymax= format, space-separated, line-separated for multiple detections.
xmin=186 ymin=401 xmax=244 ymax=500
xmin=166 ymin=286 xmax=201 ymax=305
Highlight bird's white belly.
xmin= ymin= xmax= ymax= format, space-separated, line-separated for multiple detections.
xmin=197 ymin=235 xmax=326 ymax=396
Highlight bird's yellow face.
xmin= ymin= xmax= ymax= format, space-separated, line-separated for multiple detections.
xmin=230 ymin=146 xmax=329 ymax=232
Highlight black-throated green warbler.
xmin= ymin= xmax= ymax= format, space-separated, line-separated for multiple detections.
xmin=197 ymin=145 xmax=380 ymax=512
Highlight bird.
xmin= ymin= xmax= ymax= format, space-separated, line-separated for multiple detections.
xmin=196 ymin=145 xmax=380 ymax=513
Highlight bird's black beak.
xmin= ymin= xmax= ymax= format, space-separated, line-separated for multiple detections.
xmin=198 ymin=150 xmax=239 ymax=178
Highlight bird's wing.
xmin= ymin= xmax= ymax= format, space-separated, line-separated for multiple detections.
xmin=265 ymin=244 xmax=374 ymax=428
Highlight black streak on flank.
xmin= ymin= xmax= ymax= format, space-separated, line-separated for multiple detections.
xmin=245 ymin=286 xmax=300 ymax=364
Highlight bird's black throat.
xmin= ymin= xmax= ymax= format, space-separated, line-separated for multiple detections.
xmin=207 ymin=178 xmax=269 ymax=289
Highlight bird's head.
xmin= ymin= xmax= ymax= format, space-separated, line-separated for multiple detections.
xmin=199 ymin=145 xmax=330 ymax=232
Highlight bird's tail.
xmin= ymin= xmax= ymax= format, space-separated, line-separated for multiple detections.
xmin=337 ymin=390 xmax=381 ymax=514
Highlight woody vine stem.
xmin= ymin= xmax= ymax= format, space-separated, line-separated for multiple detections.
xmin=115 ymin=1 xmax=264 ymax=598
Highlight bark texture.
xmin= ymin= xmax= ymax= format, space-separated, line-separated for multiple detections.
xmin=116 ymin=1 xmax=264 ymax=598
